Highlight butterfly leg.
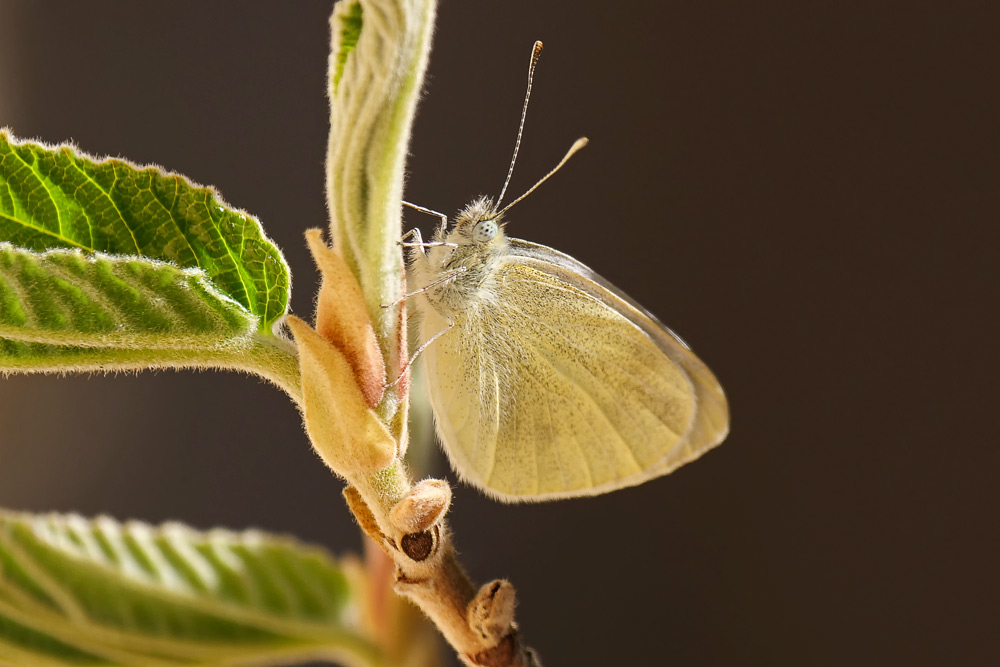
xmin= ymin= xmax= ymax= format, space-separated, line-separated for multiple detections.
xmin=400 ymin=226 xmax=432 ymax=263
xmin=399 ymin=227 xmax=457 ymax=252
xmin=381 ymin=266 xmax=468 ymax=309
xmin=403 ymin=200 xmax=449 ymax=240
xmin=399 ymin=227 xmax=422 ymax=243
xmin=385 ymin=316 xmax=455 ymax=389
xmin=399 ymin=241 xmax=458 ymax=248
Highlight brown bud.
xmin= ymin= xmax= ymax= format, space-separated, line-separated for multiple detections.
xmin=468 ymin=579 xmax=516 ymax=642
xmin=306 ymin=229 xmax=386 ymax=408
xmin=389 ymin=479 xmax=451 ymax=535
xmin=287 ymin=315 xmax=396 ymax=476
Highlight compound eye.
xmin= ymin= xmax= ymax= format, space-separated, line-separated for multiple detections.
xmin=472 ymin=219 xmax=498 ymax=243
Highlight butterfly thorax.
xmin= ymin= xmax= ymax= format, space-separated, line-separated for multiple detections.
xmin=417 ymin=197 xmax=510 ymax=317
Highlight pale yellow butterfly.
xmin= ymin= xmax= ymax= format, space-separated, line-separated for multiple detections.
xmin=401 ymin=42 xmax=729 ymax=502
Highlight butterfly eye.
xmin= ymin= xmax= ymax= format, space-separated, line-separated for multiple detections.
xmin=472 ymin=219 xmax=498 ymax=243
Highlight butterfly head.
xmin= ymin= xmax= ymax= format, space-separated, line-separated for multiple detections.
xmin=453 ymin=196 xmax=506 ymax=247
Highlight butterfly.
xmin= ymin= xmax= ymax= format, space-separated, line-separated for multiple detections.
xmin=400 ymin=42 xmax=729 ymax=502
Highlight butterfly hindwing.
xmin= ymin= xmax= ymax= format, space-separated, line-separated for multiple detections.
xmin=421 ymin=241 xmax=727 ymax=501
xmin=508 ymin=240 xmax=730 ymax=478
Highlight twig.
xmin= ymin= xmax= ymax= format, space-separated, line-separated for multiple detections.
xmin=344 ymin=476 xmax=540 ymax=667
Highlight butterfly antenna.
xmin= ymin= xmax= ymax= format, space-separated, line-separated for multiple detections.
xmin=495 ymin=40 xmax=544 ymax=208
xmin=498 ymin=137 xmax=589 ymax=216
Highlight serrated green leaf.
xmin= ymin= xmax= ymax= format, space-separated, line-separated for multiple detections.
xmin=0 ymin=131 xmax=289 ymax=334
xmin=0 ymin=245 xmax=302 ymax=400
xmin=0 ymin=512 xmax=381 ymax=667
xmin=0 ymin=132 xmax=301 ymax=398
xmin=0 ymin=244 xmax=254 ymax=349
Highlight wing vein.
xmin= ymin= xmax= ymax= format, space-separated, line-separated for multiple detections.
xmin=504 ymin=298 xmax=685 ymax=446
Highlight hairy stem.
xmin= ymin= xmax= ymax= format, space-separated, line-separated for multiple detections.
xmin=321 ymin=0 xmax=540 ymax=664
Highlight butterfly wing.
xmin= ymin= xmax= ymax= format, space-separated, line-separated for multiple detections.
xmin=420 ymin=239 xmax=729 ymax=502
xmin=507 ymin=239 xmax=730 ymax=479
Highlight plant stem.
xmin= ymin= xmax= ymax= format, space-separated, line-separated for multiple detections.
xmin=323 ymin=0 xmax=541 ymax=663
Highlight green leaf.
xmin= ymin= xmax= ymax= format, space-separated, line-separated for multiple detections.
xmin=0 ymin=512 xmax=381 ymax=667
xmin=0 ymin=131 xmax=289 ymax=334
xmin=0 ymin=244 xmax=254 ymax=349
xmin=0 ymin=242 xmax=301 ymax=399
xmin=0 ymin=132 xmax=301 ymax=399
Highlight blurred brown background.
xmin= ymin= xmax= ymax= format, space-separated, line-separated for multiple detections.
xmin=0 ymin=1 xmax=996 ymax=665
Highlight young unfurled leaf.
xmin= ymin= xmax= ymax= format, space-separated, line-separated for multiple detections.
xmin=326 ymin=0 xmax=437 ymax=427
xmin=0 ymin=512 xmax=381 ymax=667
